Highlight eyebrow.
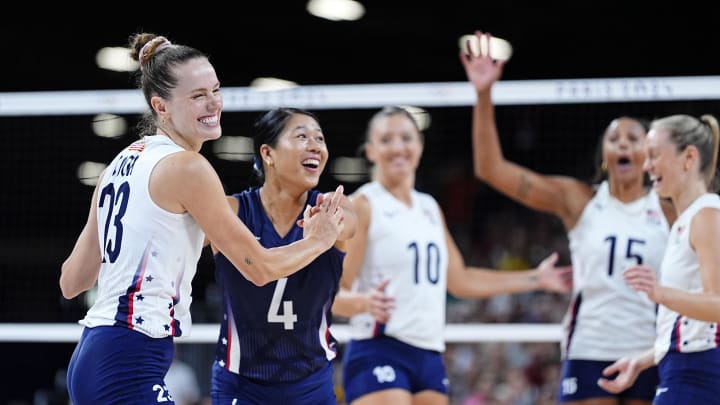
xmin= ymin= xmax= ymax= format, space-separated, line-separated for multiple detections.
xmin=292 ymin=124 xmax=322 ymax=132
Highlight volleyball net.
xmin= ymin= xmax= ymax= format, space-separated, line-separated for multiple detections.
xmin=3 ymin=75 xmax=720 ymax=343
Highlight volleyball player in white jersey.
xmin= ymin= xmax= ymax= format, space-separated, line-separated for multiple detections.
xmin=598 ymin=114 xmax=720 ymax=404
xmin=59 ymin=32 xmax=344 ymax=404
xmin=338 ymin=106 xmax=573 ymax=405
xmin=461 ymin=32 xmax=675 ymax=404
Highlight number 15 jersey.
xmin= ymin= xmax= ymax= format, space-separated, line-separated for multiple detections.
xmin=563 ymin=181 xmax=669 ymax=360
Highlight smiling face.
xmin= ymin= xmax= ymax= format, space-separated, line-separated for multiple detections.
xmin=365 ymin=112 xmax=423 ymax=187
xmin=155 ymin=57 xmax=223 ymax=151
xmin=601 ymin=117 xmax=648 ymax=186
xmin=643 ymin=127 xmax=685 ymax=198
xmin=261 ymin=112 xmax=327 ymax=190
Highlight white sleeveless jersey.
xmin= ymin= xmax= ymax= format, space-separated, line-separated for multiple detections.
xmin=654 ymin=193 xmax=720 ymax=364
xmin=348 ymin=181 xmax=449 ymax=352
xmin=80 ymin=135 xmax=205 ymax=338
xmin=563 ymin=181 xmax=669 ymax=360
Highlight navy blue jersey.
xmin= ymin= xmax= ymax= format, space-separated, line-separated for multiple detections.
xmin=213 ymin=188 xmax=344 ymax=383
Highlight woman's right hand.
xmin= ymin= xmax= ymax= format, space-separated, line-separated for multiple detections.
xmin=302 ymin=185 xmax=345 ymax=250
xmin=459 ymin=31 xmax=506 ymax=93
xmin=596 ymin=356 xmax=642 ymax=394
xmin=366 ymin=279 xmax=395 ymax=323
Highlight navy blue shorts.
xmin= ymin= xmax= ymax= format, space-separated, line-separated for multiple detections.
xmin=211 ymin=361 xmax=337 ymax=404
xmin=67 ymin=326 xmax=175 ymax=404
xmin=654 ymin=349 xmax=720 ymax=404
xmin=342 ymin=336 xmax=448 ymax=403
xmin=558 ymin=358 xmax=658 ymax=402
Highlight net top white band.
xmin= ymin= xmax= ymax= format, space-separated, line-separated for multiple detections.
xmin=2 ymin=75 xmax=719 ymax=116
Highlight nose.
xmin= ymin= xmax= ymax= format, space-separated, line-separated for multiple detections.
xmin=306 ymin=135 xmax=324 ymax=152
xmin=210 ymin=92 xmax=223 ymax=109
xmin=388 ymin=137 xmax=405 ymax=152
xmin=642 ymin=158 xmax=651 ymax=172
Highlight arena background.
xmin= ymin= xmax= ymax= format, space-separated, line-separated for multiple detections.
xmin=2 ymin=2 xmax=719 ymax=403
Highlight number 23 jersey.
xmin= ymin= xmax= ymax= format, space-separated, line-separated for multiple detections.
xmin=82 ymin=135 xmax=204 ymax=339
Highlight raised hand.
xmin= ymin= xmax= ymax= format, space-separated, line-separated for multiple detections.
xmin=459 ymin=31 xmax=506 ymax=93
xmin=301 ymin=185 xmax=345 ymax=249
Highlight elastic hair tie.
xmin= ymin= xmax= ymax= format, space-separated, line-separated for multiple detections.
xmin=139 ymin=37 xmax=172 ymax=69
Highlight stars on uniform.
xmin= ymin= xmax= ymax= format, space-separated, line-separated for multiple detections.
xmin=135 ymin=316 xmax=144 ymax=324
xmin=145 ymin=275 xmax=154 ymax=282
xmin=137 ymin=294 xmax=145 ymax=301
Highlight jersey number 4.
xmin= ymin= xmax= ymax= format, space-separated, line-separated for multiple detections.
xmin=267 ymin=278 xmax=298 ymax=330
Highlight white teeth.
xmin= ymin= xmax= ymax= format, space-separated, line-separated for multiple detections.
xmin=200 ymin=116 xmax=218 ymax=124
xmin=302 ymin=159 xmax=320 ymax=166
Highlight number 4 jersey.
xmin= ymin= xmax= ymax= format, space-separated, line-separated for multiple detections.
xmin=81 ymin=135 xmax=205 ymax=338
xmin=563 ymin=181 xmax=670 ymax=360
xmin=212 ymin=188 xmax=345 ymax=383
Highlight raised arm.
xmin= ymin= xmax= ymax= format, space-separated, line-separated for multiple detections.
xmin=60 ymin=179 xmax=103 ymax=299
xmin=161 ymin=151 xmax=343 ymax=286
xmin=317 ymin=190 xmax=358 ymax=251
xmin=460 ymin=31 xmax=591 ymax=228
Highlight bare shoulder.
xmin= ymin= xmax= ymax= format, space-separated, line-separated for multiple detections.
xmin=692 ymin=206 xmax=720 ymax=231
xmin=151 ymin=150 xmax=222 ymax=212
xmin=690 ymin=206 xmax=720 ymax=250
xmin=349 ymin=192 xmax=370 ymax=211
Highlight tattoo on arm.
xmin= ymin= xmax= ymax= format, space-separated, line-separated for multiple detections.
xmin=517 ymin=173 xmax=533 ymax=201
xmin=244 ymin=257 xmax=253 ymax=265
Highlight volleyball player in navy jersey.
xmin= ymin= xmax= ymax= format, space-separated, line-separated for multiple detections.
xmin=59 ymin=34 xmax=344 ymax=404
xmin=461 ymin=31 xmax=675 ymax=404
xmin=209 ymin=107 xmax=356 ymax=404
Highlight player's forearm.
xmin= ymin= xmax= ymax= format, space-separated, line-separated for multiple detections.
xmin=332 ymin=289 xmax=367 ymax=317
xmin=449 ymin=267 xmax=539 ymax=298
xmin=233 ymin=236 xmax=329 ymax=286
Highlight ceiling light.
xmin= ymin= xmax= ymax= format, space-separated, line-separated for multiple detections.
xmin=92 ymin=114 xmax=127 ymax=138
xmin=249 ymin=77 xmax=299 ymax=91
xmin=77 ymin=161 xmax=107 ymax=186
xmin=306 ymin=0 xmax=365 ymax=21
xmin=96 ymin=47 xmax=139 ymax=72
